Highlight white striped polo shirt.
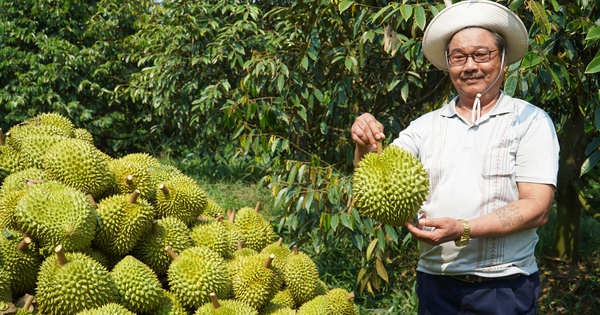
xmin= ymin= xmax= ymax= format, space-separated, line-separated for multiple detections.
xmin=391 ymin=91 xmax=559 ymax=277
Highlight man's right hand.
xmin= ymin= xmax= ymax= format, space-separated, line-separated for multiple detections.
xmin=351 ymin=113 xmax=385 ymax=150
xmin=351 ymin=113 xmax=385 ymax=166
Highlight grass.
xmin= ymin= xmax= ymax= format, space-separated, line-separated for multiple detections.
xmin=172 ymin=156 xmax=600 ymax=315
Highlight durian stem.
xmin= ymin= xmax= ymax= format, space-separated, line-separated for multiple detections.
xmin=86 ymin=193 xmax=97 ymax=209
xmin=152 ymin=220 xmax=158 ymax=234
xmin=237 ymin=241 xmax=243 ymax=250
xmin=227 ymin=208 xmax=235 ymax=223
xmin=126 ymin=174 xmax=134 ymax=186
xmin=129 ymin=189 xmax=141 ymax=204
xmin=277 ymin=237 xmax=283 ymax=246
xmin=215 ymin=214 xmax=224 ymax=222
xmin=292 ymin=245 xmax=299 ymax=255
xmin=165 ymin=246 xmax=178 ymax=260
xmin=209 ymin=293 xmax=220 ymax=309
xmin=254 ymin=201 xmax=261 ymax=212
xmin=55 ymin=245 xmax=68 ymax=266
xmin=159 ymin=183 xmax=170 ymax=195
xmin=0 ymin=128 xmax=4 ymax=146
xmin=347 ymin=292 xmax=355 ymax=301
xmin=264 ymin=254 xmax=275 ymax=268
xmin=196 ymin=215 xmax=209 ymax=222
xmin=17 ymin=237 xmax=32 ymax=251
xmin=23 ymin=294 xmax=35 ymax=310
xmin=25 ymin=179 xmax=44 ymax=187
xmin=376 ymin=123 xmax=383 ymax=154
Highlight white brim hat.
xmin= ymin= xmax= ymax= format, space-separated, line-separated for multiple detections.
xmin=422 ymin=0 xmax=529 ymax=71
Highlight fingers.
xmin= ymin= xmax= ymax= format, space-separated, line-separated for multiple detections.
xmin=351 ymin=113 xmax=385 ymax=149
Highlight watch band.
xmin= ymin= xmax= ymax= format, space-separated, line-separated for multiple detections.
xmin=454 ymin=219 xmax=471 ymax=247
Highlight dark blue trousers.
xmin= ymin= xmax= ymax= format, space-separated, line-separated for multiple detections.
xmin=416 ymin=271 xmax=540 ymax=315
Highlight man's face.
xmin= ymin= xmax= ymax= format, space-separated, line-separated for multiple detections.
xmin=446 ymin=27 xmax=506 ymax=99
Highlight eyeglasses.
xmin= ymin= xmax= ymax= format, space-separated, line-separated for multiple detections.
xmin=447 ymin=49 xmax=499 ymax=66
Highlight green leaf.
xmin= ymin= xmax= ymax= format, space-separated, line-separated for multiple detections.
xmin=509 ymin=0 xmax=524 ymax=11
xmin=414 ymin=6 xmax=426 ymax=31
xmin=584 ymin=51 xmax=600 ymax=74
xmin=585 ymin=26 xmax=600 ymax=41
xmin=338 ymin=0 xmax=355 ymax=13
xmin=301 ymin=55 xmax=309 ymax=69
xmin=530 ymin=1 xmax=551 ymax=35
xmin=400 ymin=5 xmax=413 ymax=21
xmin=581 ymin=151 xmax=600 ymax=176
xmin=584 ymin=137 xmax=600 ymax=157
xmin=330 ymin=214 xmax=340 ymax=230
xmin=521 ymin=51 xmax=543 ymax=69
xmin=341 ymin=212 xmax=353 ymax=230
xmin=366 ymin=239 xmax=378 ymax=260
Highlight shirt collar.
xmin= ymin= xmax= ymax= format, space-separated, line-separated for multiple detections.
xmin=440 ymin=91 xmax=513 ymax=120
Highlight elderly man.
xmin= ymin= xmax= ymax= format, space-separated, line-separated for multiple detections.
xmin=351 ymin=1 xmax=560 ymax=314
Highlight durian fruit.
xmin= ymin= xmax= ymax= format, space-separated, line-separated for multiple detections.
xmin=261 ymin=289 xmax=295 ymax=315
xmin=0 ymin=229 xmax=42 ymax=296
xmin=5 ymin=123 xmax=71 ymax=152
xmin=232 ymin=204 xmax=276 ymax=252
xmin=15 ymin=181 xmax=97 ymax=255
xmin=75 ymin=303 xmax=136 ymax=315
xmin=202 ymin=198 xmax=225 ymax=219
xmin=264 ymin=307 xmax=297 ymax=315
xmin=259 ymin=238 xmax=291 ymax=279
xmin=284 ymin=246 xmax=320 ymax=307
xmin=93 ymin=190 xmax=155 ymax=256
xmin=194 ymin=293 xmax=258 ymax=315
xmin=72 ymin=128 xmax=94 ymax=144
xmin=296 ymin=295 xmax=328 ymax=315
xmin=148 ymin=290 xmax=188 ymax=315
xmin=24 ymin=112 xmax=75 ymax=136
xmin=0 ymin=144 xmax=25 ymax=183
xmin=153 ymin=173 xmax=208 ymax=226
xmin=36 ymin=245 xmax=118 ymax=315
xmin=0 ymin=268 xmax=11 ymax=305
xmin=0 ymin=190 xmax=27 ymax=229
xmin=0 ymin=168 xmax=45 ymax=197
xmin=43 ymin=137 xmax=113 ymax=198
xmin=120 ymin=152 xmax=161 ymax=168
xmin=231 ymin=253 xmax=283 ymax=310
xmin=111 ymin=255 xmax=163 ymax=313
xmin=108 ymin=154 xmax=159 ymax=201
xmin=324 ymin=288 xmax=359 ymax=315
xmin=352 ymin=145 xmax=429 ymax=226
xmin=20 ymin=135 xmax=69 ymax=169
xmin=167 ymin=246 xmax=232 ymax=309
xmin=148 ymin=164 xmax=183 ymax=186
xmin=190 ymin=216 xmax=237 ymax=259
xmin=132 ymin=217 xmax=192 ymax=277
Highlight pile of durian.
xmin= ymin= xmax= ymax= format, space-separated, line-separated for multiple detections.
xmin=0 ymin=113 xmax=358 ymax=315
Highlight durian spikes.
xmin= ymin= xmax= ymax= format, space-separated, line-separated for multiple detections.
xmin=87 ymin=193 xmax=97 ymax=209
xmin=264 ymin=254 xmax=275 ymax=268
xmin=17 ymin=236 xmax=32 ymax=251
xmin=55 ymin=245 xmax=68 ymax=266
xmin=129 ymin=189 xmax=141 ymax=204
xmin=209 ymin=293 xmax=220 ymax=309
xmin=165 ymin=245 xmax=178 ymax=260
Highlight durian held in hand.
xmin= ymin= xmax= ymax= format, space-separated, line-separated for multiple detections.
xmin=352 ymin=141 xmax=429 ymax=227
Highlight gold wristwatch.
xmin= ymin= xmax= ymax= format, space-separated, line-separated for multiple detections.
xmin=454 ymin=219 xmax=471 ymax=247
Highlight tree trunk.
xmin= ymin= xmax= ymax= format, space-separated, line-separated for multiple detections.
xmin=552 ymin=102 xmax=587 ymax=262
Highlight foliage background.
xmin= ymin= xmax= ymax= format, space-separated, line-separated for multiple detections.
xmin=1 ymin=0 xmax=600 ymax=313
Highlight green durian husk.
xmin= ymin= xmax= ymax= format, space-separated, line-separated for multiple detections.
xmin=111 ymin=255 xmax=163 ymax=313
xmin=352 ymin=145 xmax=429 ymax=226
